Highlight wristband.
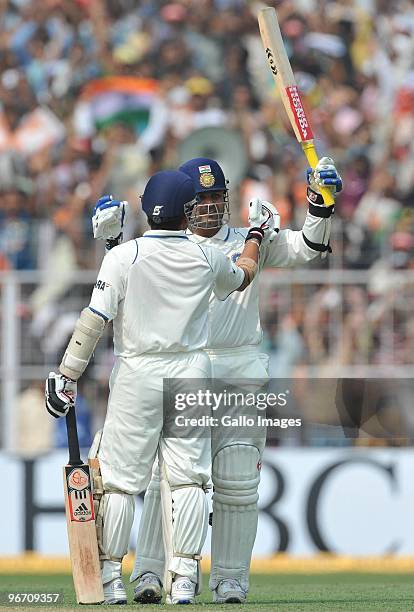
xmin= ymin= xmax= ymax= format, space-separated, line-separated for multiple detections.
xmin=307 ymin=187 xmax=334 ymax=217
xmin=105 ymin=232 xmax=123 ymax=251
xmin=245 ymin=227 xmax=264 ymax=246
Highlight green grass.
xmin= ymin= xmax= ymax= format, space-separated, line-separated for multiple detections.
xmin=0 ymin=573 xmax=414 ymax=611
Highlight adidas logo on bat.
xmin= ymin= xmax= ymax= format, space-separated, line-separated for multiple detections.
xmin=74 ymin=502 xmax=91 ymax=517
xmin=74 ymin=490 xmax=87 ymax=499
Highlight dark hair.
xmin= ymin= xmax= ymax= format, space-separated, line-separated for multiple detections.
xmin=147 ymin=215 xmax=186 ymax=230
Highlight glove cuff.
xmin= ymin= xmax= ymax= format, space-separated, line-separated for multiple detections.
xmin=105 ymin=233 xmax=123 ymax=251
xmin=245 ymin=227 xmax=264 ymax=246
xmin=307 ymin=188 xmax=334 ymax=218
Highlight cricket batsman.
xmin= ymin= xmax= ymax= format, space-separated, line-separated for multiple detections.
xmin=46 ymin=169 xmax=275 ymax=605
xmin=91 ymin=157 xmax=342 ymax=603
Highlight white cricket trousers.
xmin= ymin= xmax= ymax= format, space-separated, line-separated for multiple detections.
xmin=99 ymin=350 xmax=211 ymax=493
xmin=131 ymin=345 xmax=269 ymax=590
xmin=98 ymin=350 xmax=211 ymax=584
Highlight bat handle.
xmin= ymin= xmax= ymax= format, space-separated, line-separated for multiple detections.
xmin=301 ymin=141 xmax=335 ymax=207
xmin=65 ymin=405 xmax=83 ymax=466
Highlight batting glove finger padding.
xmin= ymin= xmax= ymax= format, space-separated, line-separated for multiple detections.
xmin=93 ymin=194 xmax=114 ymax=213
xmin=307 ymin=156 xmax=343 ymax=195
xmin=45 ymin=371 xmax=77 ymax=418
xmin=92 ymin=194 xmax=128 ymax=240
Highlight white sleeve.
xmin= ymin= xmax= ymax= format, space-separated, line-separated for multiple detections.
xmin=89 ymin=249 xmax=126 ymax=321
xmin=209 ymin=249 xmax=245 ymax=301
xmin=261 ymin=212 xmax=332 ymax=268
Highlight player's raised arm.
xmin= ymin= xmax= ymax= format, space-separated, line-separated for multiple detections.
xmin=211 ymin=202 xmax=275 ymax=299
xmin=261 ymin=157 xmax=342 ymax=268
xmin=236 ymin=207 xmax=275 ymax=290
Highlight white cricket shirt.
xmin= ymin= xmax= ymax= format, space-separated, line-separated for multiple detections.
xmin=89 ymin=229 xmax=244 ymax=356
xmin=189 ymin=214 xmax=330 ymax=349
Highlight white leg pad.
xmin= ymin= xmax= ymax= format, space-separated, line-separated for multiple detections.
xmin=88 ymin=428 xmax=103 ymax=460
xmin=161 ymin=478 xmax=209 ymax=594
xmin=101 ymin=492 xmax=135 ymax=584
xmin=209 ymin=444 xmax=261 ymax=593
xmin=130 ymin=467 xmax=165 ymax=583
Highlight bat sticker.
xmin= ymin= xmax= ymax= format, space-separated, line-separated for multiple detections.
xmin=286 ymin=86 xmax=314 ymax=142
xmin=265 ymin=48 xmax=278 ymax=75
xmin=65 ymin=466 xmax=95 ymax=523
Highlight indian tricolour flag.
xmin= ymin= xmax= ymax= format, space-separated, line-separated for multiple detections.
xmin=81 ymin=76 xmax=159 ymax=132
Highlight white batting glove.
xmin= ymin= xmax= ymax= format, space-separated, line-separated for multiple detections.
xmin=248 ymin=198 xmax=280 ymax=243
xmin=92 ymin=195 xmax=128 ymax=240
xmin=45 ymin=372 xmax=77 ymax=419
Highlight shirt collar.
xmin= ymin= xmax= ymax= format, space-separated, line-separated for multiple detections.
xmin=143 ymin=229 xmax=188 ymax=238
xmin=187 ymin=224 xmax=231 ymax=242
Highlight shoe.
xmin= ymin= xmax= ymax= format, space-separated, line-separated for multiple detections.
xmin=213 ymin=579 xmax=246 ymax=604
xmin=103 ymin=577 xmax=127 ymax=605
xmin=166 ymin=577 xmax=196 ymax=605
xmin=133 ymin=572 xmax=162 ymax=604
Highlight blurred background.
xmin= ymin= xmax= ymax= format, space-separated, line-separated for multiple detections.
xmin=1 ymin=0 xmax=414 ymax=559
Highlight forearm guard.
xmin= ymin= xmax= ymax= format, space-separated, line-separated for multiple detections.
xmin=59 ymin=308 xmax=106 ymax=380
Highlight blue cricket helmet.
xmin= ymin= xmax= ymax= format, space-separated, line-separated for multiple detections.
xmin=141 ymin=170 xmax=195 ymax=224
xmin=179 ymin=157 xmax=227 ymax=194
xmin=179 ymin=158 xmax=230 ymax=230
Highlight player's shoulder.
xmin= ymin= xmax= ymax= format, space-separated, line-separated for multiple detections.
xmin=189 ymin=240 xmax=218 ymax=260
xmin=189 ymin=242 xmax=228 ymax=273
xmin=105 ymin=239 xmax=139 ymax=265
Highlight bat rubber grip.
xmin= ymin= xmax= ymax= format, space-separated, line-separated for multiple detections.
xmin=301 ymin=142 xmax=335 ymax=207
xmin=66 ymin=405 xmax=83 ymax=466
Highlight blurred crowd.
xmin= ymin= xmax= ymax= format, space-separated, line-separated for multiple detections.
xmin=1 ymin=0 xmax=413 ymax=272
xmin=1 ymin=0 xmax=414 ymax=450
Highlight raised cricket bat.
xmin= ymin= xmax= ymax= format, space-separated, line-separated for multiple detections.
xmin=63 ymin=406 xmax=104 ymax=604
xmin=258 ymin=7 xmax=334 ymax=206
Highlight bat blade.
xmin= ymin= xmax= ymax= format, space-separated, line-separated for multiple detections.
xmin=63 ymin=462 xmax=104 ymax=604
xmin=258 ymin=7 xmax=334 ymax=206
